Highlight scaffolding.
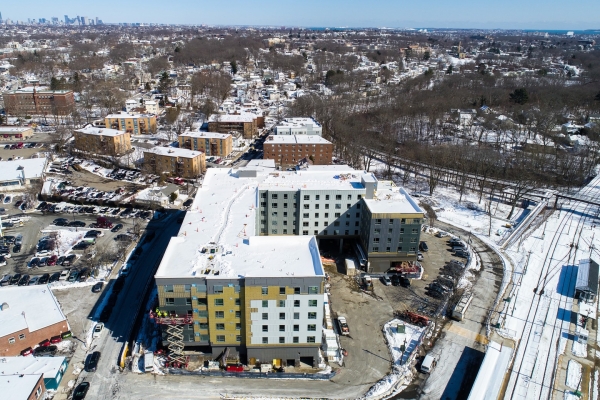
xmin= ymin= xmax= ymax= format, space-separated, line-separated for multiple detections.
xmin=149 ymin=311 xmax=193 ymax=367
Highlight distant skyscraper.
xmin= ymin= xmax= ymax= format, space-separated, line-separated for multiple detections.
xmin=0 ymin=11 xmax=3 ymax=22
xmin=64 ymin=15 xmax=68 ymax=24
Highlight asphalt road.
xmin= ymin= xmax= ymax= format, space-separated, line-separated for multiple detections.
xmin=80 ymin=211 xmax=182 ymax=399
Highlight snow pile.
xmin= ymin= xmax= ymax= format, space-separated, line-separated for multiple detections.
xmin=565 ymin=360 xmax=582 ymax=389
xmin=40 ymin=229 xmax=85 ymax=255
xmin=564 ymin=392 xmax=580 ymax=400
xmin=363 ymin=319 xmax=426 ymax=399
xmin=55 ymin=340 xmax=74 ymax=352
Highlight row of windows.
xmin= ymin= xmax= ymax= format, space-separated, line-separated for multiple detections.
xmin=163 ymin=284 xmax=240 ymax=294
xmin=209 ymin=335 xmax=317 ymax=344
xmin=8 ymin=333 xmax=26 ymax=343
xmin=374 ymin=218 xmax=422 ymax=225
xmin=261 ymin=324 xmax=317 ymax=332
xmin=261 ymin=311 xmax=318 ymax=319
xmin=265 ymin=202 xmax=358 ymax=210
xmin=373 ymin=237 xmax=418 ymax=243
xmin=261 ymin=286 xmax=319 ymax=295
xmin=373 ymin=228 xmax=419 ymax=234
xmin=372 ymin=246 xmax=417 ymax=253
xmin=262 ymin=193 xmax=362 ymax=202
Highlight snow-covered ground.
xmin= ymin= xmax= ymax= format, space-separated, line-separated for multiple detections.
xmin=363 ymin=319 xmax=426 ymax=399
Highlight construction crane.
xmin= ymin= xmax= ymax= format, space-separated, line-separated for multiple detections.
xmin=149 ymin=310 xmax=193 ymax=368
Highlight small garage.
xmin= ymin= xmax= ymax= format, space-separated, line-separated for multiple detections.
xmin=575 ymin=259 xmax=599 ymax=303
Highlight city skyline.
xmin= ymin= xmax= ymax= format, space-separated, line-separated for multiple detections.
xmin=1 ymin=0 xmax=599 ymax=30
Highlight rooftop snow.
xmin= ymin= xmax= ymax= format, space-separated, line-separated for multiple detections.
xmin=75 ymin=127 xmax=126 ymax=137
xmin=0 ymin=356 xmax=67 ymax=379
xmin=265 ymin=135 xmax=331 ymax=144
xmin=0 ymin=374 xmax=43 ymax=399
xmin=276 ymin=117 xmax=321 ymax=127
xmin=0 ymin=158 xmax=47 ymax=183
xmin=363 ymin=185 xmax=424 ymax=214
xmin=0 ymin=285 xmax=68 ymax=338
xmin=144 ymin=146 xmax=204 ymax=159
xmin=208 ymin=113 xmax=256 ymax=123
xmin=105 ymin=112 xmax=154 ymax=119
xmin=180 ymin=131 xmax=232 ymax=139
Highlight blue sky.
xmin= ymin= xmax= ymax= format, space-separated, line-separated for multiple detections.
xmin=2 ymin=0 xmax=599 ymax=29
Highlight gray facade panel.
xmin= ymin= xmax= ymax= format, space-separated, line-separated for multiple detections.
xmin=246 ymin=346 xmax=320 ymax=366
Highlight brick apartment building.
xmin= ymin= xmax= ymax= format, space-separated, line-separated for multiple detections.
xmin=208 ymin=113 xmax=258 ymax=139
xmin=263 ymin=135 xmax=333 ymax=168
xmin=2 ymin=88 xmax=75 ymax=117
xmin=73 ymin=127 xmax=132 ymax=156
xmin=178 ymin=131 xmax=233 ymax=158
xmin=0 ymin=374 xmax=46 ymax=400
xmin=0 ymin=286 xmax=70 ymax=357
xmin=143 ymin=147 xmax=206 ymax=179
xmin=105 ymin=112 xmax=157 ymax=134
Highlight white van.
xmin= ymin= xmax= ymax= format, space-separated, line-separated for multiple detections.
xmin=144 ymin=351 xmax=154 ymax=373
xmin=421 ymin=354 xmax=436 ymax=373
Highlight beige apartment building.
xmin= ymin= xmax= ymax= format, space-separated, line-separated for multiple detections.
xmin=143 ymin=147 xmax=206 ymax=179
xmin=178 ymin=131 xmax=233 ymax=158
xmin=73 ymin=127 xmax=131 ymax=155
xmin=105 ymin=112 xmax=157 ymax=135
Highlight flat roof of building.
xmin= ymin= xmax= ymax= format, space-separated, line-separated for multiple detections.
xmin=258 ymin=166 xmax=369 ymax=192
xmin=105 ymin=112 xmax=155 ymax=119
xmin=363 ymin=184 xmax=424 ymax=215
xmin=0 ymin=126 xmax=33 ymax=134
xmin=75 ymin=127 xmax=126 ymax=137
xmin=180 ymin=131 xmax=232 ymax=140
xmin=0 ymin=374 xmax=42 ymax=399
xmin=0 ymin=356 xmax=67 ymax=379
xmin=0 ymin=285 xmax=68 ymax=338
xmin=145 ymin=146 xmax=204 ymax=159
xmin=208 ymin=113 xmax=256 ymax=123
xmin=5 ymin=87 xmax=71 ymax=94
xmin=276 ymin=117 xmax=321 ymax=127
xmin=0 ymin=158 xmax=46 ymax=183
xmin=265 ymin=135 xmax=332 ymax=145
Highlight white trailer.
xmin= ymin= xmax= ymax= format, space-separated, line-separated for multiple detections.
xmin=452 ymin=293 xmax=473 ymax=321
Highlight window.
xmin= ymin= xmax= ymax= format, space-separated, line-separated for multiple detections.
xmin=164 ymin=285 xmax=174 ymax=293
xmin=373 ymin=246 xmax=379 ymax=252
xmin=279 ymin=337 xmax=285 ymax=344
xmin=279 ymin=300 xmax=285 ymax=307
xmin=36 ymin=386 xmax=42 ymax=398
xmin=283 ymin=203 xmax=288 ymax=208
xmin=334 ymin=221 xmax=340 ymax=226
xmin=410 ymin=238 xmax=417 ymax=243
xmin=279 ymin=312 xmax=286 ymax=319
xmin=17 ymin=333 xmax=25 ymax=340
xmin=261 ymin=192 xmax=267 ymax=198
xmin=400 ymin=228 xmax=405 ymax=234
xmin=375 ymin=219 xmax=382 ymax=224
xmin=386 ymin=247 xmax=391 ymax=252
xmin=335 ymin=212 xmax=341 ymax=218
xmin=293 ymin=324 xmax=300 ymax=331
xmin=348 ymin=194 xmax=352 ymax=200
xmin=304 ymin=195 xmax=310 ymax=200
xmin=303 ymin=204 xmax=309 ymax=209
xmin=272 ymin=203 xmax=278 ymax=208
xmin=236 ymin=335 xmax=241 ymax=342
xmin=280 ymin=286 xmax=286 ymax=294
xmin=279 ymin=325 xmax=285 ymax=332
xmin=373 ymin=237 xmax=380 ymax=243
xmin=293 ymin=336 xmax=299 ymax=343
xmin=262 ymin=300 xmax=269 ymax=307
xmin=294 ymin=287 xmax=301 ymax=294
xmin=165 ymin=298 xmax=175 ymax=305
xmin=308 ymin=300 xmax=318 ymax=307
xmin=236 ymin=323 xmax=241 ymax=330
xmin=235 ymin=311 xmax=241 ymax=318
xmin=307 ymin=336 xmax=316 ymax=343
xmin=262 ymin=287 xmax=268 ymax=295
xmin=214 ymin=285 xmax=223 ymax=294
xmin=325 ymin=195 xmax=330 ymax=200
xmin=184 ymin=284 xmax=191 ymax=292
xmin=235 ymin=298 xmax=241 ymax=306
xmin=303 ymin=221 xmax=309 ymax=227
xmin=315 ymin=204 xmax=320 ymax=209
xmin=294 ymin=312 xmax=300 ymax=319
xmin=387 ymin=238 xmax=392 ymax=243
xmin=308 ymin=286 xmax=318 ymax=294
xmin=324 ymin=213 xmax=329 ymax=218
xmin=216 ymin=335 xmax=225 ymax=343
xmin=262 ymin=325 xmax=269 ymax=332
xmin=325 ymin=204 xmax=330 ymax=209
xmin=315 ymin=195 xmax=320 ymax=200
xmin=410 ymin=247 xmax=416 ymax=252
xmin=215 ymin=311 xmax=224 ymax=318
xmin=216 ymin=323 xmax=225 ymax=330
xmin=335 ymin=204 xmax=341 ymax=209
xmin=308 ymin=312 xmax=317 ymax=319
xmin=8 ymin=337 xmax=15 ymax=344
xmin=314 ymin=213 xmax=319 ymax=218
xmin=283 ymin=229 xmax=288 ymax=234
xmin=262 ymin=313 xmax=268 ymax=320
xmin=347 ymin=204 xmax=351 ymax=209
xmin=214 ymin=298 xmax=224 ymax=306
xmin=262 ymin=337 xmax=268 ymax=344
xmin=401 ymin=218 xmax=406 ymax=224
xmin=336 ymin=195 xmax=342 ymax=200
xmin=303 ymin=213 xmax=309 ymax=218
xmin=303 ymin=230 xmax=309 ymax=235
xmin=272 ymin=211 xmax=278 ymax=217
xmin=307 ymin=324 xmax=316 ymax=331
xmin=413 ymin=218 xmax=421 ymax=224
xmin=284 ymin=194 xmax=288 ymax=199
xmin=199 ymin=323 xmax=209 ymax=329
xmin=314 ymin=222 xmax=319 ymax=227
xmin=272 ymin=194 xmax=278 ymax=199
xmin=186 ymin=298 xmax=192 ymax=306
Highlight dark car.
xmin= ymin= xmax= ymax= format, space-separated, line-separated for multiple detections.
xmin=29 ymin=257 xmax=40 ymax=268
xmin=49 ymin=272 xmax=61 ymax=283
xmin=72 ymin=382 xmax=90 ymax=400
xmin=33 ymin=345 xmax=57 ymax=357
xmin=13 ymin=244 xmax=21 ymax=253
xmin=183 ymin=198 xmax=194 ymax=207
xmin=419 ymin=242 xmax=429 ymax=252
xmin=55 ymin=220 xmax=70 ymax=226
xmin=454 ymin=249 xmax=469 ymax=258
xmin=53 ymin=218 xmax=69 ymax=225
xmin=110 ymin=224 xmax=123 ymax=232
xmin=390 ymin=274 xmax=401 ymax=286
xmin=114 ymin=234 xmax=132 ymax=242
xmin=9 ymin=273 xmax=21 ymax=285
xmin=14 ymin=200 xmax=23 ymax=208
xmin=92 ymin=282 xmax=104 ymax=293
xmin=38 ymin=273 xmax=50 ymax=284
xmin=78 ymin=268 xmax=90 ymax=281
xmin=37 ymin=201 xmax=48 ymax=210
xmin=85 ymin=351 xmax=101 ymax=372
xmin=85 ymin=230 xmax=102 ymax=238
xmin=400 ymin=276 xmax=412 ymax=287
xmin=69 ymin=221 xmax=86 ymax=227
xmin=18 ymin=274 xmax=31 ymax=286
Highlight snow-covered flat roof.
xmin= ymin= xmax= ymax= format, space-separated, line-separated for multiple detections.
xmin=0 ymin=374 xmax=42 ymax=399
xmin=0 ymin=285 xmax=68 ymax=338
xmin=75 ymin=127 xmax=126 ymax=137
xmin=363 ymin=184 xmax=424 ymax=215
xmin=0 ymin=158 xmax=47 ymax=183
xmin=208 ymin=113 xmax=256 ymax=123
xmin=180 ymin=131 xmax=232 ymax=140
xmin=265 ymin=135 xmax=331 ymax=145
xmin=467 ymin=341 xmax=513 ymax=400
xmin=105 ymin=112 xmax=154 ymax=119
xmin=0 ymin=356 xmax=67 ymax=379
xmin=144 ymin=146 xmax=204 ymax=159
xmin=276 ymin=117 xmax=321 ymax=127
xmin=0 ymin=126 xmax=33 ymax=133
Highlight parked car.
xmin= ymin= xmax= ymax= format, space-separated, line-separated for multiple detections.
xmin=92 ymin=323 xmax=104 ymax=338
xmin=69 ymin=221 xmax=86 ymax=227
xmin=454 ymin=249 xmax=469 ymax=258
xmin=0 ymin=274 xmax=11 ymax=286
xmin=419 ymin=242 xmax=429 ymax=252
xmin=78 ymin=268 xmax=90 ymax=281
xmin=28 ymin=276 xmax=39 ymax=285
xmin=380 ymin=275 xmax=392 ymax=286
xmin=20 ymin=347 xmax=33 ymax=356
xmin=50 ymin=335 xmax=62 ymax=344
xmin=85 ymin=352 xmax=101 ymax=372
xmin=67 ymin=270 xmax=79 ymax=282
xmin=49 ymin=272 xmax=61 ymax=283
xmin=38 ymin=273 xmax=50 ymax=284
xmin=33 ymin=345 xmax=57 ymax=357
xmin=9 ymin=273 xmax=21 ymax=285
xmin=12 ymin=244 xmax=21 ymax=253
xmin=111 ymin=223 xmax=123 ymax=232
xmin=92 ymin=282 xmax=104 ymax=293
xmin=114 ymin=234 xmax=132 ymax=242
xmin=72 ymin=382 xmax=90 ymax=400
xmin=390 ymin=274 xmax=401 ymax=286
xmin=0 ymin=256 xmax=6 ymax=267
xmin=417 ymin=252 xmax=424 ymax=261
xmin=18 ymin=274 xmax=30 ymax=286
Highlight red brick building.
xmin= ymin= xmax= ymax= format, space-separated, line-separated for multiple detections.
xmin=0 ymin=286 xmax=70 ymax=357
xmin=263 ymin=135 xmax=333 ymax=168
xmin=3 ymin=88 xmax=75 ymax=117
